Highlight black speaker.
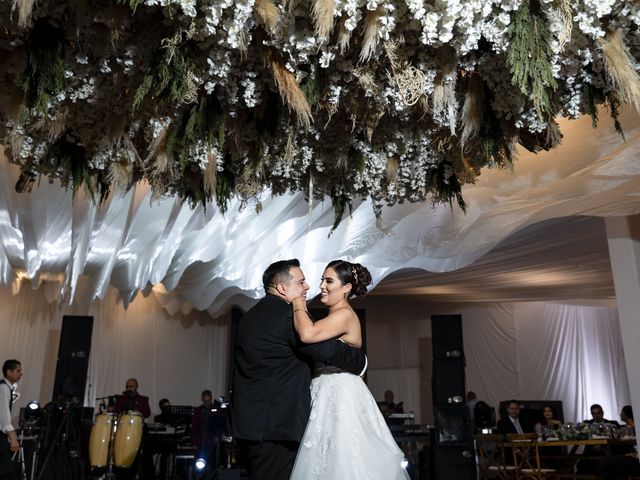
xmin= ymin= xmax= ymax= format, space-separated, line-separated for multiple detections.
xmin=431 ymin=315 xmax=463 ymax=359
xmin=434 ymin=406 xmax=472 ymax=446
xmin=52 ymin=316 xmax=94 ymax=404
xmin=432 ymin=358 xmax=465 ymax=406
xmin=433 ymin=446 xmax=475 ymax=480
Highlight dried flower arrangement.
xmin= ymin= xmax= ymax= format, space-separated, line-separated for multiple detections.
xmin=1 ymin=0 xmax=639 ymax=228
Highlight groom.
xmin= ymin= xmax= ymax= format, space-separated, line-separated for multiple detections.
xmin=231 ymin=259 xmax=366 ymax=480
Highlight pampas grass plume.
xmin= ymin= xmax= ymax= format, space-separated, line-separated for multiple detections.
xmin=269 ymin=53 xmax=313 ymax=127
xmin=254 ymin=0 xmax=280 ymax=32
xmin=312 ymin=0 xmax=335 ymax=41
xmin=599 ymin=30 xmax=640 ymax=114
xmin=359 ymin=5 xmax=385 ymax=63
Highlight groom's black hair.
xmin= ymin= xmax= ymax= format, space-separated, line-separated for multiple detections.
xmin=263 ymin=259 xmax=300 ymax=291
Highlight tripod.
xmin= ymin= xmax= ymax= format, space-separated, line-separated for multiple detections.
xmin=35 ymin=403 xmax=85 ymax=480
xmin=13 ymin=430 xmax=28 ymax=480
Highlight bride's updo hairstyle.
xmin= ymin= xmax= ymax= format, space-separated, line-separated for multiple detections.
xmin=326 ymin=260 xmax=372 ymax=297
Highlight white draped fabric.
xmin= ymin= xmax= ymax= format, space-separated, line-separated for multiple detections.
xmin=0 ymin=280 xmax=230 ymax=417
xmin=0 ymin=279 xmax=630 ymax=427
xmin=0 ymin=109 xmax=639 ymax=316
xmin=514 ymin=302 xmax=629 ymax=423
xmin=365 ymin=298 xmax=630 ymax=424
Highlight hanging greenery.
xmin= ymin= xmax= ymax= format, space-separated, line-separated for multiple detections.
xmin=1 ymin=0 xmax=638 ymax=225
xmin=507 ymin=0 xmax=558 ymax=120
xmin=21 ymin=19 xmax=66 ymax=115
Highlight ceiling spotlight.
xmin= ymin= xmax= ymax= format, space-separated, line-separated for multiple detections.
xmin=401 ymin=458 xmax=409 ymax=469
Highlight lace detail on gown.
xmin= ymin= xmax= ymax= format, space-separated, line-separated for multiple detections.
xmin=290 ymin=371 xmax=409 ymax=480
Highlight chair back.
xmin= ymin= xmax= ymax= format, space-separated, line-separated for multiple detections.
xmin=506 ymin=433 xmax=543 ymax=478
xmin=475 ymin=433 xmax=510 ymax=479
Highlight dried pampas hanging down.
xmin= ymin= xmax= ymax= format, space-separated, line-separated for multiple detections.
xmin=360 ymin=4 xmax=386 ymax=63
xmin=433 ymin=45 xmax=458 ymax=136
xmin=555 ymin=0 xmax=573 ymax=52
xmin=312 ymin=0 xmax=335 ymax=41
xmin=145 ymin=127 xmax=174 ymax=179
xmin=108 ymin=160 xmax=133 ymax=193
xmin=599 ymin=29 xmax=640 ymax=114
xmin=269 ymin=51 xmax=313 ymax=127
xmin=254 ymin=0 xmax=280 ymax=32
xmin=11 ymin=0 xmax=37 ymax=28
xmin=34 ymin=107 xmax=68 ymax=142
xmin=108 ymin=136 xmax=140 ymax=193
xmin=203 ymin=149 xmax=218 ymax=197
xmin=545 ymin=119 xmax=562 ymax=148
xmin=459 ymin=74 xmax=485 ymax=152
xmin=385 ymin=155 xmax=399 ymax=183
xmin=337 ymin=15 xmax=352 ymax=55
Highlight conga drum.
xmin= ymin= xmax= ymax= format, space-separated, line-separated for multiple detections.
xmin=114 ymin=412 xmax=144 ymax=468
xmin=89 ymin=412 xmax=116 ymax=467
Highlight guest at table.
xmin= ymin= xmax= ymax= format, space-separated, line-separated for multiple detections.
xmin=584 ymin=404 xmax=620 ymax=428
xmin=536 ymin=405 xmax=563 ymax=468
xmin=497 ymin=400 xmax=528 ymax=434
xmin=620 ymin=405 xmax=635 ymax=436
xmin=578 ymin=404 xmax=621 ymax=474
xmin=540 ymin=404 xmax=561 ymax=428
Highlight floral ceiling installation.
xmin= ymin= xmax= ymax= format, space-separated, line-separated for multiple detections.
xmin=1 ymin=0 xmax=639 ymax=227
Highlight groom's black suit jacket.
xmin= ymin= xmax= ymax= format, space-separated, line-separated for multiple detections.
xmin=231 ymin=294 xmax=366 ymax=443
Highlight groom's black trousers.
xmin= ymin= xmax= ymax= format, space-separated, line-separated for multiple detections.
xmin=243 ymin=439 xmax=299 ymax=480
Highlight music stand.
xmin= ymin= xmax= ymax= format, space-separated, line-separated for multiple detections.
xmin=166 ymin=406 xmax=195 ymax=429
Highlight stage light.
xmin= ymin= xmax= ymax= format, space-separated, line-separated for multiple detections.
xmin=24 ymin=401 xmax=42 ymax=425
xmin=401 ymin=458 xmax=409 ymax=469
xmin=194 ymin=458 xmax=207 ymax=472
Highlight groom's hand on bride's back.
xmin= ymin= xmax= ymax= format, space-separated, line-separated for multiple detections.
xmin=297 ymin=337 xmax=366 ymax=375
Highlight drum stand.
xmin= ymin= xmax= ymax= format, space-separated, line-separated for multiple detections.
xmin=96 ymin=416 xmax=118 ymax=480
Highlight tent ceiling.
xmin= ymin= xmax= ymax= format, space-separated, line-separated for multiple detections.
xmin=0 ymin=109 xmax=639 ymax=315
xmin=371 ymin=215 xmax=616 ymax=304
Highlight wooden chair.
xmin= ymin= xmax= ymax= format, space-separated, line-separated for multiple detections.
xmin=506 ymin=433 xmax=557 ymax=480
xmin=475 ymin=434 xmax=516 ymax=479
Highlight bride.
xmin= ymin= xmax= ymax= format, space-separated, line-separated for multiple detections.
xmin=289 ymin=259 xmax=409 ymax=479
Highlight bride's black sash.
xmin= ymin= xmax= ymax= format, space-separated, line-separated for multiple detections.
xmin=314 ymin=364 xmax=346 ymax=377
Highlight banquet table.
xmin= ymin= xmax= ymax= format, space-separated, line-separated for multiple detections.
xmin=537 ymin=437 xmax=637 ymax=455
xmin=536 ymin=437 xmax=637 ymax=476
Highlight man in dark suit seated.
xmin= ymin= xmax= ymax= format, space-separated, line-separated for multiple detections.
xmin=578 ymin=404 xmax=622 ymax=474
xmin=231 ymin=259 xmax=366 ymax=480
xmin=497 ymin=400 xmax=527 ymax=434
xmin=584 ymin=403 xmax=620 ymax=428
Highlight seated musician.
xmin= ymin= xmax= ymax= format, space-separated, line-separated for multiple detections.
xmin=115 ymin=378 xmax=151 ymax=418
xmin=154 ymin=398 xmax=180 ymax=426
xmin=378 ymin=390 xmax=404 ymax=425
xmin=150 ymin=398 xmax=178 ymax=480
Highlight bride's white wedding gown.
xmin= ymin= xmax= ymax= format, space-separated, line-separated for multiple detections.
xmin=290 ymin=365 xmax=410 ymax=479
